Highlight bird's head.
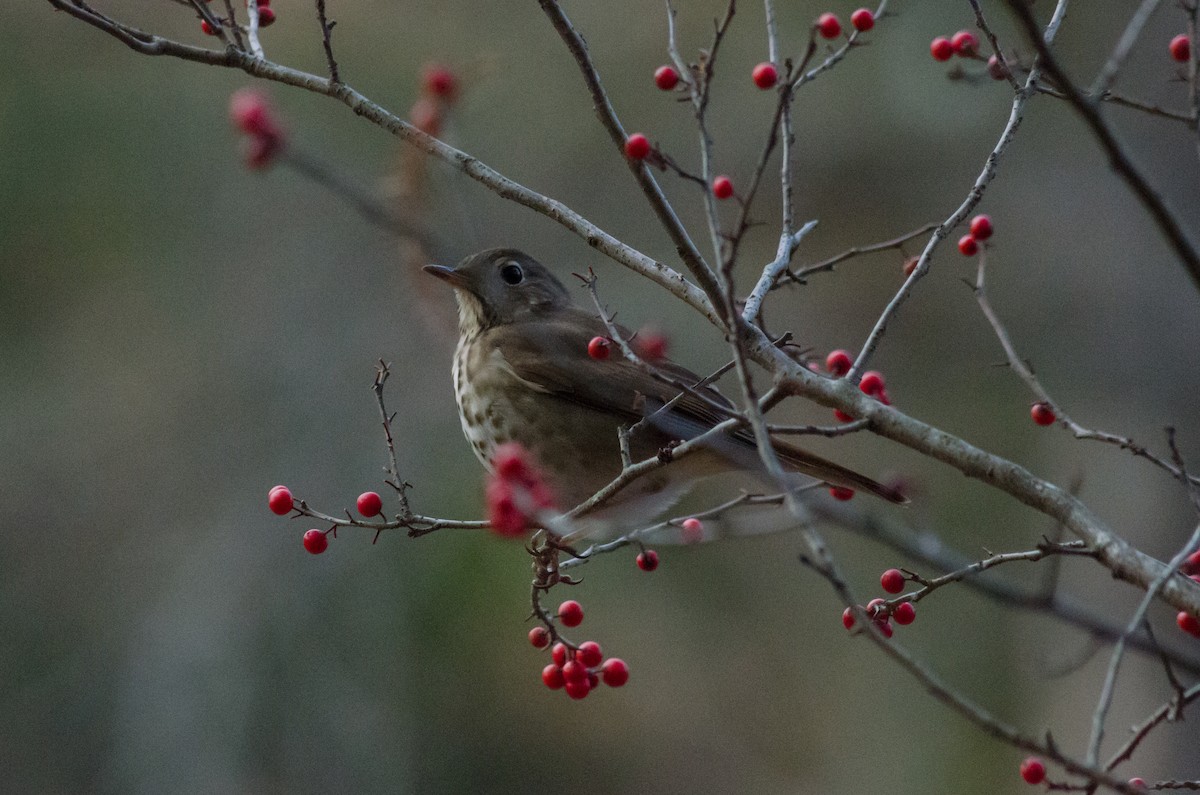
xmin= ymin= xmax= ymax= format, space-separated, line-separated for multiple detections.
xmin=424 ymin=248 xmax=572 ymax=334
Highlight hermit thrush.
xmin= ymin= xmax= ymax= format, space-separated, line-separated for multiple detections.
xmin=424 ymin=248 xmax=906 ymax=525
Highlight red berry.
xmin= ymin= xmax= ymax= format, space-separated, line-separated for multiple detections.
xmin=970 ymin=214 xmax=994 ymax=240
xmin=874 ymin=619 xmax=894 ymax=638
xmin=880 ymin=568 xmax=905 ymax=594
xmin=834 ymin=409 xmax=854 ymax=423
xmin=712 ymin=175 xmax=734 ymax=200
xmin=987 ymin=54 xmax=1010 ymax=81
xmin=409 ymin=98 xmax=442 ymax=136
xmin=958 ymin=234 xmax=979 ymax=256
xmin=654 ymin=65 xmax=680 ymax=90
xmin=601 ymin=657 xmax=630 ymax=687
xmin=830 ymin=486 xmax=855 ymax=501
xmin=485 ymin=480 xmax=527 ymax=537
xmin=421 ymin=64 xmax=458 ymax=100
xmin=229 ymin=88 xmax=278 ymax=138
xmin=893 ymin=601 xmax=916 ymax=625
xmin=1020 ymin=757 xmax=1046 ymax=785
xmin=563 ymin=677 xmax=590 ymax=699
xmin=493 ymin=443 xmax=533 ymax=482
xmin=302 ymin=529 xmax=328 ymax=555
xmin=1178 ymin=611 xmax=1200 ymax=638
xmin=825 ymin=349 xmax=852 ymax=376
xmin=356 ymin=491 xmax=383 ymax=517
xmin=635 ymin=329 xmax=668 ymax=361
xmin=816 ymin=12 xmax=842 ymax=39
xmin=1030 ymin=401 xmax=1056 ymax=426
xmin=1128 ymin=778 xmax=1147 ymax=789
xmin=842 ymin=607 xmax=856 ymax=630
xmin=587 ymin=336 xmax=611 ymax=360
xmin=257 ymin=6 xmax=275 ymax=27
xmin=850 ymin=8 xmax=874 ymax=32
xmin=624 ymin=133 xmax=651 ymax=160
xmin=902 ymin=256 xmax=919 ymax=277
xmin=681 ymin=517 xmax=704 ymax=543
xmin=951 ymin=30 xmax=979 ymax=56
xmin=268 ymin=486 xmax=294 ymax=515
xmin=752 ymin=62 xmax=778 ymax=89
xmin=636 ymin=549 xmax=659 ymax=571
xmin=558 ymin=599 xmax=584 ymax=628
xmin=561 ymin=659 xmax=588 ymax=682
xmin=930 ymin=37 xmax=954 ymax=62
xmin=866 ymin=598 xmax=886 ymax=618
xmin=542 ymin=663 xmax=564 ymax=690
xmin=551 ymin=642 xmax=569 ymax=667
xmin=1182 ymin=550 xmax=1200 ymax=575
xmin=258 ymin=0 xmax=272 ymax=8
xmin=859 ymin=370 xmax=885 ymax=398
xmin=1170 ymin=34 xmax=1191 ymax=63
xmin=201 ymin=19 xmax=218 ymax=35
xmin=576 ymin=640 xmax=603 ymax=667
xmin=529 ymin=626 xmax=551 ymax=649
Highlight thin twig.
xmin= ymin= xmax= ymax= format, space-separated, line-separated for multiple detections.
xmin=314 ymin=0 xmax=340 ymax=83
xmin=784 ymin=222 xmax=938 ymax=284
xmin=1089 ymin=0 xmax=1165 ymax=98
xmin=967 ymin=0 xmax=1021 ymax=91
xmin=1103 ymin=683 xmax=1200 ymax=772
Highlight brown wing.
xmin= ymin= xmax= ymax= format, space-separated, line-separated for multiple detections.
xmin=488 ymin=308 xmax=907 ymax=504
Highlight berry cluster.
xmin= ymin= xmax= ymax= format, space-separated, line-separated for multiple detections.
xmin=930 ymin=29 xmax=979 ymax=62
xmin=267 ymin=485 xmax=387 ymax=554
xmin=1176 ymin=552 xmax=1200 ymax=639
xmin=229 ymin=88 xmax=285 ymax=169
xmin=958 ymin=213 xmax=993 ymax=257
xmin=409 ymin=63 xmax=459 ymax=137
xmin=842 ymin=567 xmax=917 ymax=637
xmin=485 ymin=443 xmax=556 ymax=537
xmin=824 ymin=350 xmax=892 ymax=438
xmin=533 ymin=600 xmax=629 ymax=700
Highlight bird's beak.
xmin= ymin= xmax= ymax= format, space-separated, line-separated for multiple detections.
xmin=422 ymin=264 xmax=470 ymax=289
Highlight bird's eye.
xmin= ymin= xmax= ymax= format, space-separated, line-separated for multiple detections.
xmin=500 ymin=261 xmax=524 ymax=285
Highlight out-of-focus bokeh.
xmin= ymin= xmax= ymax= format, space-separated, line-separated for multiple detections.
xmin=4 ymin=1 xmax=1199 ymax=792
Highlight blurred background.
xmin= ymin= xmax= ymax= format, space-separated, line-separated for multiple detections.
xmin=4 ymin=0 xmax=1200 ymax=792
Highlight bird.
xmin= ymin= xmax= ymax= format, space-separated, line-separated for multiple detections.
xmin=423 ymin=248 xmax=906 ymax=529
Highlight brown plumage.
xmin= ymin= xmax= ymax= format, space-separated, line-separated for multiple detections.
xmin=425 ymin=248 xmax=906 ymax=519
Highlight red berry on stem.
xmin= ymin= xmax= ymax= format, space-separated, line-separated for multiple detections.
xmin=834 ymin=409 xmax=854 ymax=423
xmin=422 ymin=64 xmax=458 ymax=99
xmin=201 ymin=19 xmax=218 ymax=35
xmin=930 ymin=37 xmax=954 ymax=62
xmin=850 ymin=8 xmax=874 ymax=32
xmin=958 ymin=234 xmax=979 ymax=256
xmin=1020 ymin=757 xmax=1046 ymax=785
xmin=880 ymin=568 xmax=905 ymax=594
xmin=712 ymin=175 xmax=734 ymax=200
xmin=601 ymin=657 xmax=630 ymax=687
xmin=542 ymin=663 xmax=564 ymax=690
xmin=576 ymin=641 xmax=603 ymax=667
xmin=859 ymin=370 xmax=885 ymax=398
xmin=1030 ymin=401 xmax=1056 ymax=426
xmin=587 ymin=336 xmax=611 ymax=360
xmin=951 ymin=30 xmax=979 ymax=56
xmin=303 ymin=529 xmax=328 ymax=555
xmin=1182 ymin=550 xmax=1200 ymax=575
xmin=357 ymin=491 xmax=383 ymax=517
xmin=681 ymin=517 xmax=704 ymax=543
xmin=893 ymin=601 xmax=916 ymax=625
xmin=1128 ymin=778 xmax=1147 ymax=789
xmin=654 ymin=65 xmax=680 ymax=90
xmin=902 ymin=256 xmax=919 ymax=277
xmin=970 ymin=214 xmax=994 ymax=240
xmin=842 ymin=607 xmax=857 ymax=630
xmin=562 ymin=659 xmax=588 ymax=682
xmin=558 ymin=599 xmax=584 ymax=628
xmin=268 ymin=486 xmax=294 ymax=515
xmin=624 ymin=133 xmax=651 ymax=160
xmin=564 ymin=677 xmax=590 ymax=699
xmin=636 ymin=549 xmax=659 ymax=571
xmin=229 ymin=88 xmax=278 ymax=138
xmin=551 ymin=642 xmax=568 ymax=667
xmin=635 ymin=330 xmax=668 ymax=361
xmin=874 ymin=619 xmax=894 ymax=638
xmin=816 ymin=13 xmax=842 ymax=39
xmin=1178 ymin=611 xmax=1200 ymax=638
xmin=752 ymin=62 xmax=778 ymax=89
xmin=830 ymin=486 xmax=855 ymax=501
xmin=1170 ymin=34 xmax=1191 ymax=63
xmin=257 ymin=6 xmax=275 ymax=27
xmin=825 ymin=349 xmax=852 ymax=377
xmin=866 ymin=598 xmax=886 ymax=618
xmin=529 ymin=626 xmax=551 ymax=649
